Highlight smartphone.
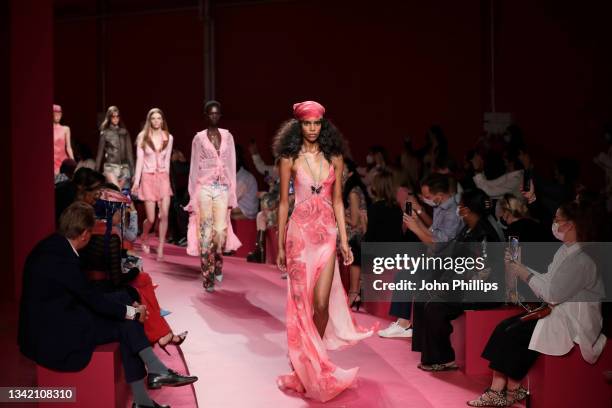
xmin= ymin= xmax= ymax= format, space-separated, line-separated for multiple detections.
xmin=404 ymin=201 xmax=412 ymax=216
xmin=509 ymin=236 xmax=520 ymax=261
xmin=523 ymin=169 xmax=531 ymax=192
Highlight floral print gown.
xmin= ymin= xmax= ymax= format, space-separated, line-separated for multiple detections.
xmin=277 ymin=163 xmax=374 ymax=402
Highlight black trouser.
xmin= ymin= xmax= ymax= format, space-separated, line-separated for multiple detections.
xmin=388 ymin=270 xmax=413 ymax=320
xmin=411 ymin=300 xmax=463 ymax=365
xmin=482 ymin=314 xmax=540 ymax=380
xmin=92 ymin=292 xmax=151 ymax=382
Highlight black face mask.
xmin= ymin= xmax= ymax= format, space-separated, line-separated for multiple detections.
xmin=499 ymin=217 xmax=509 ymax=227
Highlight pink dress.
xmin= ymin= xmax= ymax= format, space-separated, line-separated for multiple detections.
xmin=53 ymin=124 xmax=68 ymax=175
xmin=277 ymin=164 xmax=374 ymax=402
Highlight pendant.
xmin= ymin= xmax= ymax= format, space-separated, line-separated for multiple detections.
xmin=311 ymin=185 xmax=322 ymax=195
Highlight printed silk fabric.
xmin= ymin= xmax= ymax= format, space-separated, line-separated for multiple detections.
xmin=277 ymin=163 xmax=374 ymax=402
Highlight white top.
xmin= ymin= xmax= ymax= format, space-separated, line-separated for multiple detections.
xmin=473 ymin=169 xmax=523 ymax=199
xmin=527 ymin=243 xmax=607 ymax=363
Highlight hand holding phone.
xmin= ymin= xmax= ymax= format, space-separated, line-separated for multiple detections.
xmin=404 ymin=201 xmax=412 ymax=216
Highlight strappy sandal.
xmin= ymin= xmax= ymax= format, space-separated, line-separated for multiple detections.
xmin=158 ymin=331 xmax=188 ymax=355
xmin=417 ymin=362 xmax=459 ymax=372
xmin=505 ymin=385 xmax=528 ymax=406
xmin=466 ymin=388 xmax=507 ymax=407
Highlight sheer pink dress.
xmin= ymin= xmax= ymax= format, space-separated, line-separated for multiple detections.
xmin=277 ymin=163 xmax=374 ymax=402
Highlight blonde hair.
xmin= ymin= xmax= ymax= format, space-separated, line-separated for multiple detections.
xmin=138 ymin=108 xmax=170 ymax=151
xmin=370 ymin=167 xmax=397 ymax=206
xmin=499 ymin=193 xmax=529 ymax=218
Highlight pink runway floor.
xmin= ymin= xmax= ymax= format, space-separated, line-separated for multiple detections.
xmin=143 ymin=240 xmax=513 ymax=408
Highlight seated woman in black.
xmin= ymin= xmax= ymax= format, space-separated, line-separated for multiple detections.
xmin=412 ymin=188 xmax=503 ymax=372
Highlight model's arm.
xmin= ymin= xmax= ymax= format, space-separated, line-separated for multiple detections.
xmin=165 ymin=134 xmax=174 ymax=172
xmin=64 ymin=126 xmax=74 ymax=160
xmin=132 ymin=133 xmax=145 ymax=190
xmin=186 ymin=135 xmax=199 ymax=211
xmin=332 ymin=156 xmax=352 ymax=264
xmin=227 ymin=133 xmax=238 ymax=209
xmin=95 ymin=131 xmax=105 ymax=171
xmin=276 ymin=157 xmax=292 ymax=271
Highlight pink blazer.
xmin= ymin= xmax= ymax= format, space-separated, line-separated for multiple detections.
xmin=186 ymin=128 xmax=241 ymax=255
xmin=133 ymin=134 xmax=173 ymax=188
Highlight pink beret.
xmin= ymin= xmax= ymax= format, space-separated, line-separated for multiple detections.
xmin=293 ymin=101 xmax=325 ymax=120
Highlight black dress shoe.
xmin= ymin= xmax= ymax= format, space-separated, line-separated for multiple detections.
xmin=131 ymin=400 xmax=170 ymax=408
xmin=147 ymin=369 xmax=198 ymax=389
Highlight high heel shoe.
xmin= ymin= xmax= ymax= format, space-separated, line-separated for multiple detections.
xmin=158 ymin=331 xmax=188 ymax=355
xmin=348 ymin=291 xmax=362 ymax=312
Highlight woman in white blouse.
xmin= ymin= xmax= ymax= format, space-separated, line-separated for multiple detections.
xmin=467 ymin=199 xmax=606 ymax=407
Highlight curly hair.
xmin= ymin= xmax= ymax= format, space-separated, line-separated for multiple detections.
xmin=272 ymin=118 xmax=348 ymax=162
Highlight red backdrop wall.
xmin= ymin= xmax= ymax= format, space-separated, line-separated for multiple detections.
xmin=54 ymin=0 xmax=612 ymax=187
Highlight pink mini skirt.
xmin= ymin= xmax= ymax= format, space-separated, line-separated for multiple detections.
xmin=139 ymin=171 xmax=173 ymax=202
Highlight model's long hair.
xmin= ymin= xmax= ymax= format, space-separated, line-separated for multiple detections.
xmin=272 ymin=118 xmax=347 ymax=163
xmin=100 ymin=106 xmax=126 ymax=131
xmin=137 ymin=108 xmax=170 ymax=151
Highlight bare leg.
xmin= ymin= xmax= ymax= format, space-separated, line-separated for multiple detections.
xmin=157 ymin=196 xmax=171 ymax=260
xmin=141 ymin=201 xmax=157 ymax=253
xmin=491 ymin=370 xmax=508 ymax=391
xmin=313 ymin=253 xmax=336 ymax=339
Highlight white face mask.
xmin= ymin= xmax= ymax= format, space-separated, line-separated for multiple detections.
xmin=366 ymin=154 xmax=374 ymax=164
xmin=551 ymin=222 xmax=566 ymax=241
xmin=456 ymin=207 xmax=461 ymax=217
xmin=423 ymin=197 xmax=438 ymax=207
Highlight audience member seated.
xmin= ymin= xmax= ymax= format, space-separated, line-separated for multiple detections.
xmin=379 ymin=173 xmax=463 ymax=339
xmin=168 ymin=149 xmax=189 ymax=246
xmin=412 ymin=188 xmax=503 ymax=372
xmin=55 ymin=167 xmax=105 ymax=225
xmin=231 ymin=144 xmax=259 ymax=220
xmin=18 ymin=202 xmax=198 ymax=408
xmin=54 ymin=158 xmax=77 ymax=184
xmin=467 ymin=199 xmax=607 ymax=407
xmin=472 ymin=151 xmax=523 ymax=200
xmin=82 ymin=185 xmax=188 ymax=352
xmin=341 ymin=158 xmax=371 ymax=311
xmin=498 ymin=193 xmax=551 ymax=242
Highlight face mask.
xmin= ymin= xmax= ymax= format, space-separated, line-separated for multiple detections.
xmin=500 ymin=217 xmax=508 ymax=227
xmin=456 ymin=207 xmax=462 ymax=217
xmin=551 ymin=222 xmax=566 ymax=241
xmin=423 ymin=197 xmax=438 ymax=207
xmin=366 ymin=154 xmax=374 ymax=164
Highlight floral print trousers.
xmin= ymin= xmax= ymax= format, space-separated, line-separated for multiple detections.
xmin=198 ymin=183 xmax=229 ymax=290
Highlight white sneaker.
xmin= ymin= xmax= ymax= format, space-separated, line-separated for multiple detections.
xmin=377 ymin=321 xmax=413 ymax=338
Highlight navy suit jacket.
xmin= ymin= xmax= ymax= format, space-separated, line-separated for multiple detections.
xmin=18 ymin=234 xmax=126 ymax=371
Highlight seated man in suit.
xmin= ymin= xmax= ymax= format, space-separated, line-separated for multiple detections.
xmin=18 ymin=202 xmax=197 ymax=408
